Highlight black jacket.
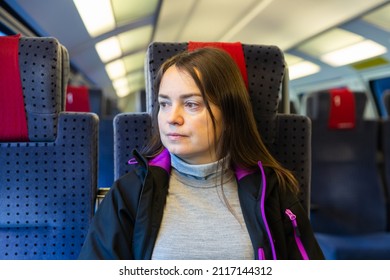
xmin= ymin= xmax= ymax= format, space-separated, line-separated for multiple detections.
xmin=79 ymin=149 xmax=324 ymax=260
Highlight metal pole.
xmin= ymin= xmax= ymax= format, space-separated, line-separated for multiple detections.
xmin=282 ymin=65 xmax=290 ymax=114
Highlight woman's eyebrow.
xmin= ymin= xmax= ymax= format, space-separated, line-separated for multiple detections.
xmin=158 ymin=93 xmax=202 ymax=100
xmin=157 ymin=94 xmax=170 ymax=100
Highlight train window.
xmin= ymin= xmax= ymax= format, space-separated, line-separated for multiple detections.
xmin=0 ymin=5 xmax=16 ymax=36
xmin=0 ymin=23 xmax=7 ymax=36
xmin=0 ymin=21 xmax=12 ymax=36
xmin=369 ymin=76 xmax=390 ymax=117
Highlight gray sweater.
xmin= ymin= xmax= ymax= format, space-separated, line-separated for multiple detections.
xmin=151 ymin=154 xmax=254 ymax=260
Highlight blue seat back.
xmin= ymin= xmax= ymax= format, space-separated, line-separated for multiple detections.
xmin=0 ymin=36 xmax=98 ymax=259
xmin=307 ymin=90 xmax=387 ymax=234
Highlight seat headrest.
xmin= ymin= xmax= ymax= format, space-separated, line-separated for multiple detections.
xmin=0 ymin=35 xmax=68 ymax=142
xmin=66 ymin=85 xmax=91 ymax=112
xmin=188 ymin=41 xmax=248 ymax=88
xmin=306 ymin=89 xmax=367 ymax=129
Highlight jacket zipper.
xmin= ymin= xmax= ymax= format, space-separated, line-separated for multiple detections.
xmin=258 ymin=248 xmax=266 ymax=260
xmin=285 ymin=209 xmax=309 ymax=260
xmin=257 ymin=161 xmax=277 ymax=260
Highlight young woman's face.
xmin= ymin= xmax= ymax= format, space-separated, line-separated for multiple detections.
xmin=158 ymin=66 xmax=222 ymax=165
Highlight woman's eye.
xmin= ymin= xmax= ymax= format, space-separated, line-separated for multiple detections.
xmin=159 ymin=101 xmax=168 ymax=108
xmin=185 ymin=101 xmax=199 ymax=109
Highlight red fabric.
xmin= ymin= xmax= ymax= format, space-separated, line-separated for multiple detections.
xmin=0 ymin=34 xmax=29 ymax=141
xmin=188 ymin=41 xmax=248 ymax=88
xmin=66 ymin=85 xmax=91 ymax=112
xmin=328 ymin=88 xmax=356 ymax=129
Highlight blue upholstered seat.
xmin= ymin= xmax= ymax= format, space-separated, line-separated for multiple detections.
xmin=307 ymin=89 xmax=390 ymax=259
xmin=65 ymin=86 xmax=115 ymax=189
xmin=0 ymin=36 xmax=98 ymax=259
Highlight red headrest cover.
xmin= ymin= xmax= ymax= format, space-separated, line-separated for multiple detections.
xmin=328 ymin=88 xmax=356 ymax=129
xmin=0 ymin=34 xmax=29 ymax=141
xmin=188 ymin=41 xmax=248 ymax=89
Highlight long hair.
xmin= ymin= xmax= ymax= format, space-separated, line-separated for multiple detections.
xmin=142 ymin=47 xmax=299 ymax=193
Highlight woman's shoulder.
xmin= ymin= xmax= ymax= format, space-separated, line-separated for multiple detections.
xmin=112 ymin=161 xmax=170 ymax=192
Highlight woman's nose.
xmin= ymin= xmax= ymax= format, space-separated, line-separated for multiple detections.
xmin=167 ymin=105 xmax=184 ymax=125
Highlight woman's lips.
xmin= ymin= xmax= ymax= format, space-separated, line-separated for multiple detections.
xmin=166 ymin=133 xmax=187 ymax=140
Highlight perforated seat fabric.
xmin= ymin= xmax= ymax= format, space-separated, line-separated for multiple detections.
xmin=307 ymin=90 xmax=390 ymax=259
xmin=65 ymin=86 xmax=115 ymax=188
xmin=114 ymin=113 xmax=151 ymax=180
xmin=114 ymin=42 xmax=312 ymax=213
xmin=18 ymin=38 xmax=64 ymax=141
xmin=0 ymin=36 xmax=98 ymax=259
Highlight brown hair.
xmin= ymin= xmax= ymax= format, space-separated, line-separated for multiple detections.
xmin=142 ymin=47 xmax=299 ymax=193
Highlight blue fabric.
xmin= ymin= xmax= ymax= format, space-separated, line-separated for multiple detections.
xmin=0 ymin=114 xmax=98 ymax=260
xmin=0 ymin=37 xmax=98 ymax=259
xmin=308 ymin=90 xmax=390 ymax=259
xmin=316 ymin=233 xmax=390 ymax=260
xmin=98 ymin=118 xmax=114 ymax=188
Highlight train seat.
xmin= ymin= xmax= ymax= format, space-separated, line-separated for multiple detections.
xmin=0 ymin=35 xmax=98 ymax=259
xmin=307 ymin=88 xmax=390 ymax=259
xmin=65 ymin=85 xmax=91 ymax=112
xmin=113 ymin=41 xmax=312 ymax=214
xmin=65 ymin=86 xmax=115 ymax=189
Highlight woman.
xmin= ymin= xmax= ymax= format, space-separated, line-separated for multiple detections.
xmin=79 ymin=47 xmax=324 ymax=260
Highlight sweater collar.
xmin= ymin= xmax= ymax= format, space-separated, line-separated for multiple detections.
xmin=170 ymin=152 xmax=228 ymax=180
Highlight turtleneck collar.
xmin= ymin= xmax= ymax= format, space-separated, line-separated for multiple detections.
xmin=170 ymin=153 xmax=230 ymax=181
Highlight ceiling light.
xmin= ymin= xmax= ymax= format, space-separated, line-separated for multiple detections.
xmin=123 ymin=52 xmax=146 ymax=73
xmin=284 ymin=53 xmax=320 ymax=80
xmin=112 ymin=77 xmax=130 ymax=98
xmin=73 ymin=0 xmax=115 ymax=37
xmin=115 ymin=86 xmax=131 ymax=98
xmin=320 ymin=40 xmax=387 ymax=67
xmin=363 ymin=3 xmax=390 ymax=32
xmin=95 ymin=37 xmax=122 ymax=62
xmin=118 ymin=25 xmax=153 ymax=53
xmin=289 ymin=61 xmax=321 ymax=80
xmin=105 ymin=59 xmax=126 ymax=80
xmin=297 ymin=28 xmax=363 ymax=57
xmin=112 ymin=0 xmax=159 ymax=26
xmin=113 ymin=77 xmax=128 ymax=90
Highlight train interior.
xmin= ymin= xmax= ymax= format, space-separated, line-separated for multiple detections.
xmin=1 ymin=0 xmax=390 ymax=260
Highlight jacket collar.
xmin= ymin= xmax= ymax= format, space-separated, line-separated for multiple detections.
xmin=147 ymin=148 xmax=257 ymax=180
xmin=148 ymin=148 xmax=171 ymax=172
